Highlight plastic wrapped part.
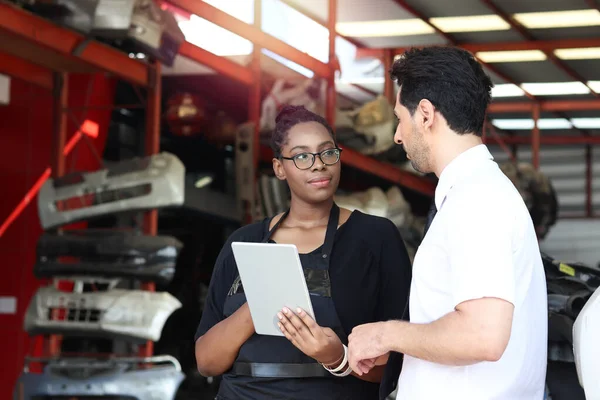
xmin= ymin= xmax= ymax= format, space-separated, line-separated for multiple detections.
xmin=335 ymin=96 xmax=396 ymax=156
xmin=127 ymin=0 xmax=185 ymax=66
xmin=34 ymin=230 xmax=183 ymax=284
xmin=13 ymin=355 xmax=184 ymax=400
xmin=573 ymin=286 xmax=600 ymax=400
xmin=500 ymin=162 xmax=558 ymax=239
xmin=24 ymin=287 xmax=182 ymax=342
xmin=92 ymin=0 xmax=137 ymax=36
xmin=38 ymin=152 xmax=185 ymax=229
xmin=259 ymin=78 xmax=327 ymax=133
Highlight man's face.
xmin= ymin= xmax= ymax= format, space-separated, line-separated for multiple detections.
xmin=393 ymin=91 xmax=431 ymax=174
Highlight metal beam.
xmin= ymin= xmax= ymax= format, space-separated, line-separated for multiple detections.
xmin=0 ymin=2 xmax=149 ymax=87
xmin=488 ymin=99 xmax=600 ymax=113
xmin=326 ymin=0 xmax=337 ymax=125
xmin=167 ymin=0 xmax=331 ymax=78
xmin=488 ymin=136 xmax=600 ymax=145
xmin=0 ymin=51 xmax=53 ymax=90
xmin=356 ymin=38 xmax=600 ymax=59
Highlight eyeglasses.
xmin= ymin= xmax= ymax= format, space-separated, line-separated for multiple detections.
xmin=280 ymin=148 xmax=342 ymax=170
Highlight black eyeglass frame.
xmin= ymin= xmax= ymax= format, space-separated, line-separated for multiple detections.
xmin=279 ymin=147 xmax=343 ymax=170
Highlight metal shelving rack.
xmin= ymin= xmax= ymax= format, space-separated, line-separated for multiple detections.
xmin=0 ymin=0 xmax=161 ymax=361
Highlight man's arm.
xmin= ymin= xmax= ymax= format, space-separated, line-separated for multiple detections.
xmin=348 ymin=297 xmax=514 ymax=373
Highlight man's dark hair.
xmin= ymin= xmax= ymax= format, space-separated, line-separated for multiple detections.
xmin=271 ymin=105 xmax=335 ymax=157
xmin=390 ymin=46 xmax=493 ymax=136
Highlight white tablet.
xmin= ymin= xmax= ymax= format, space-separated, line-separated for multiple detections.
xmin=231 ymin=242 xmax=315 ymax=336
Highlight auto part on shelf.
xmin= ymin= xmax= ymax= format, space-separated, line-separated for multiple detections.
xmin=13 ymin=355 xmax=184 ymax=400
xmin=38 ymin=152 xmax=185 ymax=229
xmin=34 ymin=230 xmax=182 ymax=284
xmin=92 ymin=0 xmax=185 ymax=66
xmin=24 ymin=287 xmax=182 ymax=342
xmin=573 ymin=285 xmax=600 ymax=400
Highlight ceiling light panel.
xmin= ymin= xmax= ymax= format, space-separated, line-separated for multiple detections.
xmin=514 ymin=9 xmax=600 ymax=29
xmin=476 ymin=50 xmax=547 ymax=63
xmin=554 ymin=47 xmax=600 ymax=60
xmin=491 ymin=84 xmax=526 ymax=97
xmin=571 ymin=118 xmax=600 ymax=129
xmin=521 ymin=82 xmax=591 ymax=96
xmin=336 ymin=19 xmax=435 ymax=37
xmin=492 ymin=119 xmax=574 ymax=130
xmin=429 ymin=15 xmax=510 ymax=32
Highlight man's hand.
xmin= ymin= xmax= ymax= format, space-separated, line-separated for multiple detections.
xmin=278 ymin=307 xmax=344 ymax=366
xmin=347 ymin=321 xmax=390 ymax=375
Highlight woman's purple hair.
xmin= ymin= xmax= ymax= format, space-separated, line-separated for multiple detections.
xmin=271 ymin=105 xmax=335 ymax=157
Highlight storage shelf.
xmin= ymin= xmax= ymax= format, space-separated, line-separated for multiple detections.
xmin=0 ymin=1 xmax=151 ymax=88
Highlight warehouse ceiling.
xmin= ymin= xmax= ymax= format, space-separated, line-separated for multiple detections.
xmin=163 ymin=0 xmax=600 ymax=135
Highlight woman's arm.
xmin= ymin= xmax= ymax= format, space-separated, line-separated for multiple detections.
xmin=195 ymin=302 xmax=255 ymax=377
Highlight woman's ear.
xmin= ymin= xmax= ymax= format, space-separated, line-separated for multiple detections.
xmin=273 ymin=158 xmax=286 ymax=181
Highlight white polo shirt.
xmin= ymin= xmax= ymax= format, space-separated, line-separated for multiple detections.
xmin=396 ymin=145 xmax=548 ymax=400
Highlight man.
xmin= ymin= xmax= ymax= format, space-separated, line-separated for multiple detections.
xmin=347 ymin=46 xmax=548 ymax=400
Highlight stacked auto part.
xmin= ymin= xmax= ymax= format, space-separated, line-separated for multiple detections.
xmin=16 ymin=152 xmax=186 ymax=400
xmin=10 ymin=0 xmax=185 ymax=66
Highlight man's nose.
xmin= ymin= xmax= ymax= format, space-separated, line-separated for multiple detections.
xmin=394 ymin=129 xmax=402 ymax=145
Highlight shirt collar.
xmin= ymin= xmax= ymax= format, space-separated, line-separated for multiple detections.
xmin=434 ymin=144 xmax=494 ymax=211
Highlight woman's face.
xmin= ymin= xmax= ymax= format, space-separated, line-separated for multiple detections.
xmin=273 ymin=121 xmax=341 ymax=205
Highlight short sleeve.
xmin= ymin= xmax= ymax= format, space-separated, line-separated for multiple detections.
xmin=194 ymin=238 xmax=239 ymax=341
xmin=376 ymin=219 xmax=412 ymax=322
xmin=446 ymin=188 xmax=516 ymax=308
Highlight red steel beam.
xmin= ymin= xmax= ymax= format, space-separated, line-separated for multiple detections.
xmin=139 ymin=61 xmax=161 ymax=359
xmin=340 ymin=145 xmax=436 ymax=196
xmin=326 ymin=0 xmax=337 ymax=125
xmin=167 ymin=0 xmax=331 ymax=78
xmin=488 ymin=136 xmax=600 ymax=145
xmin=356 ymin=38 xmax=600 ymax=59
xmin=0 ymin=51 xmax=53 ymax=90
xmin=0 ymin=3 xmax=149 ymax=87
xmin=278 ymin=0 xmax=366 ymax=49
xmin=178 ymin=42 xmax=254 ymax=85
xmin=480 ymin=0 xmax=598 ymax=98
xmin=586 ymin=145 xmax=593 ymax=217
xmin=532 ymin=103 xmax=540 ymax=169
xmin=488 ymin=99 xmax=600 ymax=113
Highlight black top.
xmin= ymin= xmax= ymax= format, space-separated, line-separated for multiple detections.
xmin=195 ymin=210 xmax=412 ymax=398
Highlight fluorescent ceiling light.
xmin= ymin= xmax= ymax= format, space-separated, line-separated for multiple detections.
xmin=430 ymin=15 xmax=510 ymax=32
xmin=476 ymin=50 xmax=547 ymax=63
xmin=336 ymin=19 xmax=435 ymax=37
xmin=492 ymin=119 xmax=534 ymax=130
xmin=537 ymin=119 xmax=573 ymax=130
xmin=588 ymin=81 xmax=600 ymax=92
xmin=491 ymin=84 xmax=525 ymax=97
xmin=514 ymin=9 xmax=600 ymax=29
xmin=492 ymin=119 xmax=573 ymax=130
xmin=555 ymin=47 xmax=600 ymax=60
xmin=521 ymin=82 xmax=590 ymax=96
xmin=571 ymin=118 xmax=600 ymax=129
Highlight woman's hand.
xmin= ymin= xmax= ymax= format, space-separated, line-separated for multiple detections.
xmin=277 ymin=307 xmax=344 ymax=366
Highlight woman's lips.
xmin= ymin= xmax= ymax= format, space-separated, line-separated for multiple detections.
xmin=308 ymin=177 xmax=331 ymax=188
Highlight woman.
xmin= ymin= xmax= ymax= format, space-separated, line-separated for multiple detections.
xmin=194 ymin=105 xmax=412 ymax=400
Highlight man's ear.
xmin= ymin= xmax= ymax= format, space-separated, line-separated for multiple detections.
xmin=273 ymin=158 xmax=286 ymax=181
xmin=417 ymin=99 xmax=435 ymax=131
